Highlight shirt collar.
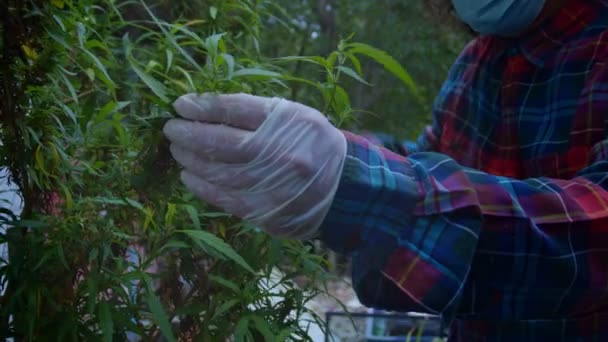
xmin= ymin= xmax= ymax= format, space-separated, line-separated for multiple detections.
xmin=517 ymin=0 xmax=602 ymax=67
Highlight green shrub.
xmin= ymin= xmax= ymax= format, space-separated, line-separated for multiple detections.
xmin=0 ymin=0 xmax=420 ymax=340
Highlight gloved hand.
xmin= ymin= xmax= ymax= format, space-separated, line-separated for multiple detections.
xmin=163 ymin=93 xmax=347 ymax=239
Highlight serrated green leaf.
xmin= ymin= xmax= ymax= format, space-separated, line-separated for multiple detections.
xmin=59 ymin=71 xmax=77 ymax=104
xmin=145 ymin=60 xmax=162 ymax=72
xmin=336 ymin=65 xmax=371 ymax=85
xmin=184 ymin=205 xmax=200 ymax=229
xmin=58 ymin=181 xmax=73 ymax=209
xmin=91 ymin=197 xmax=126 ymax=206
xmin=129 ymin=59 xmax=170 ymax=103
xmin=146 ymin=287 xmax=176 ymax=342
xmin=346 ymin=52 xmax=363 ymax=75
xmin=234 ymin=317 xmax=249 ymax=342
xmin=165 ymin=49 xmax=174 ymax=73
xmin=176 ymin=66 xmax=196 ymax=92
xmin=165 ymin=203 xmax=177 ymax=225
xmin=138 ymin=0 xmax=203 ymax=72
xmin=347 ymin=42 xmax=422 ymax=102
xmin=327 ymin=51 xmax=338 ymax=70
xmin=98 ymin=101 xmax=131 ymax=120
xmin=233 ymin=68 xmax=281 ymax=79
xmin=160 ymin=239 xmax=191 ymax=252
xmin=221 ymin=53 xmax=235 ymax=79
xmin=83 ymin=49 xmax=115 ymax=88
xmin=204 ymin=33 xmax=226 ymax=57
xmin=125 ymin=198 xmax=144 ymax=212
xmin=275 ymin=55 xmax=328 ymax=68
xmin=182 ymin=230 xmax=255 ymax=273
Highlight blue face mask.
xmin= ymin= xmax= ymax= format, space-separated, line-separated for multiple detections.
xmin=452 ymin=0 xmax=546 ymax=36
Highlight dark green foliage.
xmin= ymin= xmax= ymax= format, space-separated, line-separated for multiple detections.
xmin=0 ymin=0 xmax=436 ymax=340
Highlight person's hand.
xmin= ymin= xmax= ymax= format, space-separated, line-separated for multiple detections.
xmin=163 ymin=93 xmax=347 ymax=239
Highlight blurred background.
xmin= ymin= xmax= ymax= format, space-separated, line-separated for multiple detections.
xmin=261 ymin=0 xmax=469 ymax=139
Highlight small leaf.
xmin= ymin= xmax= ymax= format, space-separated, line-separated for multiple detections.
xmin=91 ymin=197 xmax=125 ymax=206
xmin=346 ymin=52 xmax=363 ymax=75
xmin=85 ymin=68 xmax=96 ymax=81
xmin=138 ymin=0 xmax=203 ymax=72
xmin=125 ymin=198 xmax=144 ymax=212
xmin=165 ymin=49 xmax=174 ymax=73
xmin=176 ymin=66 xmax=196 ymax=92
xmin=59 ymin=72 xmax=78 ymax=104
xmin=234 ymin=317 xmax=249 ymax=342
xmin=275 ymin=55 xmax=328 ymax=68
xmin=182 ymin=230 xmax=255 ymax=273
xmin=336 ymin=66 xmax=371 ymax=85
xmin=184 ymin=205 xmax=200 ymax=229
xmin=210 ymin=6 xmax=218 ymax=19
xmin=160 ymin=239 xmax=191 ymax=252
xmin=326 ymin=51 xmax=338 ymax=70
xmin=34 ymin=145 xmax=48 ymax=175
xmin=85 ymin=50 xmax=116 ymax=88
xmin=129 ymin=58 xmax=170 ymax=103
xmin=221 ymin=53 xmax=235 ymax=79
xmin=21 ymin=44 xmax=38 ymax=61
xmin=98 ymin=101 xmax=131 ymax=120
xmin=58 ymin=182 xmax=73 ymax=209
xmin=218 ymin=222 xmax=226 ymax=238
xmin=53 ymin=14 xmax=66 ymax=31
xmin=233 ymin=68 xmax=281 ymax=79
xmin=347 ymin=42 xmax=422 ymax=102
xmin=145 ymin=60 xmax=162 ymax=72
xmin=204 ymin=33 xmax=226 ymax=54
xmin=165 ymin=203 xmax=177 ymax=226
xmin=145 ymin=285 xmax=176 ymax=342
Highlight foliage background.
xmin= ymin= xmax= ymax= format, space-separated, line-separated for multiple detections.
xmin=0 ymin=0 xmax=469 ymax=340
xmin=263 ymin=0 xmax=469 ymax=138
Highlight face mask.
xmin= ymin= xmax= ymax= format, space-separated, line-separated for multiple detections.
xmin=452 ymin=0 xmax=546 ymax=36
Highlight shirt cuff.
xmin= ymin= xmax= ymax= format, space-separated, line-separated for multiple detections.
xmin=318 ymin=131 xmax=420 ymax=254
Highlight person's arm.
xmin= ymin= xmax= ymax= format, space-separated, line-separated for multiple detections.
xmin=319 ymin=132 xmax=608 ymax=318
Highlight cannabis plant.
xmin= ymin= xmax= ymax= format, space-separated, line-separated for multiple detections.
xmin=0 ymin=0 xmax=419 ymax=340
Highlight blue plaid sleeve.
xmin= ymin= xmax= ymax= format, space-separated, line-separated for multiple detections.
xmin=319 ymin=131 xmax=481 ymax=316
xmin=359 ymin=124 xmax=439 ymax=157
xmin=319 ymin=132 xmax=608 ymax=321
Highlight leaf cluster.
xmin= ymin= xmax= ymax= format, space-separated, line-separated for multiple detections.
xmin=0 ymin=0 xmax=422 ymax=340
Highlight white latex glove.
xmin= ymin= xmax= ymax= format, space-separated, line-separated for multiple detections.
xmin=163 ymin=93 xmax=347 ymax=239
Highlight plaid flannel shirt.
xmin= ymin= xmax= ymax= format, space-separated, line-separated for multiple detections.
xmin=319 ymin=0 xmax=608 ymax=340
